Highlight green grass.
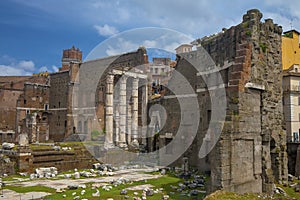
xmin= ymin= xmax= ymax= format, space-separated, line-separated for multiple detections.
xmin=29 ymin=144 xmax=53 ymax=151
xmin=2 ymin=174 xmax=29 ymax=182
xmin=276 ymin=182 xmax=300 ymax=200
xmin=3 ymin=185 xmax=55 ymax=194
xmin=205 ymin=187 xmax=300 ymax=200
xmin=205 ymin=191 xmax=263 ymax=200
xmin=44 ymin=175 xmax=205 ymax=200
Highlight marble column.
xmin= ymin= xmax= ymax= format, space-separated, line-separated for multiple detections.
xmin=105 ymin=74 xmax=114 ymax=148
xmin=119 ymin=76 xmax=128 ymax=148
xmin=141 ymin=81 xmax=148 ymax=145
xmin=115 ymin=105 xmax=120 ymax=144
xmin=131 ymin=78 xmax=139 ymax=148
xmin=31 ymin=112 xmax=37 ymax=143
xmin=127 ymin=103 xmax=132 ymax=144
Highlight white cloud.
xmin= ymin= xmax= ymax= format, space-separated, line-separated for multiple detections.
xmin=52 ymin=65 xmax=59 ymax=72
xmin=18 ymin=60 xmax=35 ymax=71
xmin=0 ymin=64 xmax=32 ymax=76
xmin=106 ymin=38 xmax=138 ymax=56
xmin=86 ymin=28 xmax=193 ymax=60
xmin=39 ymin=66 xmax=48 ymax=72
xmin=13 ymin=0 xmax=300 ymax=37
xmin=143 ymin=40 xmax=157 ymax=48
xmin=94 ymin=24 xmax=119 ymax=37
xmin=0 ymin=55 xmax=58 ymax=76
xmin=39 ymin=65 xmax=59 ymax=73
xmin=13 ymin=0 xmax=300 ymax=38
xmin=0 ymin=58 xmax=36 ymax=76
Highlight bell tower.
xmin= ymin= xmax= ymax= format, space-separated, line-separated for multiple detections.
xmin=60 ymin=45 xmax=82 ymax=71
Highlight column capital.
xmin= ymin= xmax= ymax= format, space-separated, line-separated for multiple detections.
xmin=106 ymin=74 xmax=114 ymax=83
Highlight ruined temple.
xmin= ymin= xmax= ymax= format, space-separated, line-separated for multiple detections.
xmin=156 ymin=9 xmax=288 ymax=193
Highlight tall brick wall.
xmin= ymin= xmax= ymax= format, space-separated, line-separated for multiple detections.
xmin=0 ymin=76 xmax=49 ymax=143
xmin=49 ymin=71 xmax=70 ymax=141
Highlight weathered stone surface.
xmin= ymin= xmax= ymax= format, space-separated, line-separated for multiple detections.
xmin=2 ymin=142 xmax=15 ymax=150
xmin=120 ymin=189 xmax=127 ymax=195
xmin=157 ymin=9 xmax=287 ymax=195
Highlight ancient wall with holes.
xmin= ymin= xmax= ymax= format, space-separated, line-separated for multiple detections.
xmin=157 ymin=9 xmax=288 ymax=194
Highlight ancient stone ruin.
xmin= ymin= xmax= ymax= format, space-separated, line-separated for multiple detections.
xmin=156 ymin=9 xmax=288 ymax=194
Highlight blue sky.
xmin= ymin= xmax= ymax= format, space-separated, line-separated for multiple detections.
xmin=0 ymin=0 xmax=299 ymax=75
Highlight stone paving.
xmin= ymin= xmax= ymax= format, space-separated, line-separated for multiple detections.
xmin=0 ymin=190 xmax=50 ymax=200
xmin=126 ymin=184 xmax=154 ymax=191
xmin=0 ymin=168 xmax=160 ymax=199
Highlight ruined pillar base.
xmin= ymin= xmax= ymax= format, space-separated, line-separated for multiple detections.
xmin=130 ymin=139 xmax=139 ymax=149
xmin=119 ymin=142 xmax=128 ymax=150
xmin=104 ymin=142 xmax=115 ymax=149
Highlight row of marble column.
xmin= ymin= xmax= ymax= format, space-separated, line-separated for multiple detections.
xmin=105 ymin=73 xmax=147 ymax=149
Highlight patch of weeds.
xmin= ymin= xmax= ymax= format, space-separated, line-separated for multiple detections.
xmin=259 ymin=43 xmax=268 ymax=53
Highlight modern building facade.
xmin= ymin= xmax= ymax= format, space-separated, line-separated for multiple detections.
xmin=282 ymin=30 xmax=300 ymax=142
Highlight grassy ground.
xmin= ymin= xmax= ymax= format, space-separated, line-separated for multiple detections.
xmin=3 ymin=173 xmax=300 ymax=200
xmin=43 ymin=175 xmax=205 ymax=200
xmin=205 ymin=184 xmax=300 ymax=200
xmin=2 ymin=174 xmax=29 ymax=182
xmin=3 ymin=185 xmax=55 ymax=193
xmin=204 ymin=191 xmax=264 ymax=200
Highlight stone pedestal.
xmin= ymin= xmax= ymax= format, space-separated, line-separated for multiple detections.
xmin=17 ymin=146 xmax=33 ymax=173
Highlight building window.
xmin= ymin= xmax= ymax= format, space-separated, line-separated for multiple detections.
xmin=293 ymin=132 xmax=299 ymax=142
xmin=24 ymin=100 xmax=27 ymax=105
xmin=44 ymin=104 xmax=49 ymax=110
xmin=155 ymin=68 xmax=158 ymax=74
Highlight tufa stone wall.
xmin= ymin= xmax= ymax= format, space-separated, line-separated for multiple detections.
xmin=205 ymin=9 xmax=287 ymax=193
xmin=156 ymin=9 xmax=287 ymax=194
